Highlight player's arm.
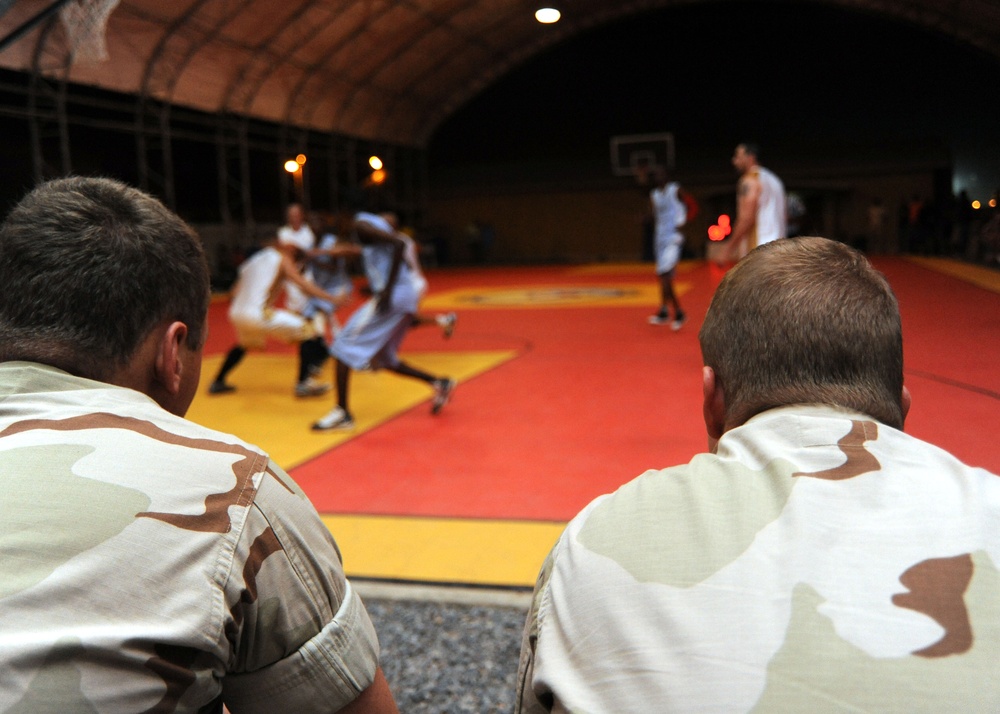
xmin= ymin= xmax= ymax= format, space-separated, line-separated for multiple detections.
xmin=353 ymin=219 xmax=397 ymax=246
xmin=308 ymin=242 xmax=362 ymax=260
xmin=725 ymin=176 xmax=761 ymax=258
xmin=377 ymin=237 xmax=405 ymax=313
xmin=279 ymin=253 xmax=348 ymax=306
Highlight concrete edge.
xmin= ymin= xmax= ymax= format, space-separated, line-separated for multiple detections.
xmin=354 ymin=579 xmax=533 ymax=610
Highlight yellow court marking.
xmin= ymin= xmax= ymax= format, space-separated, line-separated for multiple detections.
xmin=907 ymin=256 xmax=1000 ymax=294
xmin=568 ymin=260 xmax=698 ymax=276
xmin=188 ymin=349 xmax=517 ymax=469
xmin=422 ymin=280 xmax=693 ymax=310
xmin=322 ymin=514 xmax=565 ymax=587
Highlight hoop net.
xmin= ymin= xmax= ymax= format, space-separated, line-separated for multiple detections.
xmin=59 ymin=0 xmax=121 ymax=63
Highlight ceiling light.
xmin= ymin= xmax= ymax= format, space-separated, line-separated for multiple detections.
xmin=535 ymin=7 xmax=560 ymax=23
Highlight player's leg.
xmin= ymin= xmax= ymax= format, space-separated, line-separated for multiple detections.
xmin=389 ymin=360 xmax=456 ymax=415
xmin=312 ymin=359 xmax=354 ymax=430
xmin=664 ymin=273 xmax=686 ymax=331
xmin=648 ymin=272 xmax=671 ymax=325
xmin=208 ymin=345 xmax=245 ymax=394
xmin=262 ymin=308 xmax=330 ymax=397
xmin=411 ymin=311 xmax=457 ymax=338
xmin=295 ymin=336 xmax=331 ymax=397
xmin=388 ymin=360 xmax=437 ymax=384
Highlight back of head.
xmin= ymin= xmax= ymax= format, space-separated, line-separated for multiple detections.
xmin=699 ymin=237 xmax=905 ymax=428
xmin=740 ymin=142 xmax=760 ymax=160
xmin=0 ymin=177 xmax=210 ymax=381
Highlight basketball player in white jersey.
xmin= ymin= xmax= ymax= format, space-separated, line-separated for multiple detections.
xmin=312 ymin=205 xmax=455 ymax=432
xmin=207 ymin=234 xmax=356 ymax=397
xmin=722 ymin=143 xmax=787 ymax=262
xmin=646 ymin=166 xmax=689 ymax=329
xmin=277 ymin=203 xmax=315 ymax=313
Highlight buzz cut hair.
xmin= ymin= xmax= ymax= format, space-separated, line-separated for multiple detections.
xmin=0 ymin=177 xmax=210 ymax=381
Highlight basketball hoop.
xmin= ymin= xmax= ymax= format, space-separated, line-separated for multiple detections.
xmin=59 ymin=0 xmax=121 ymax=63
xmin=610 ymin=133 xmax=675 ymax=177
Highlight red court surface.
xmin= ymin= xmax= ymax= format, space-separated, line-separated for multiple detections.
xmin=201 ymin=258 xmax=1000 ymax=527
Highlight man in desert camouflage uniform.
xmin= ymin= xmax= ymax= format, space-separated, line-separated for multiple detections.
xmin=516 ymin=236 xmax=1000 ymax=712
xmin=0 ymin=178 xmax=397 ymax=713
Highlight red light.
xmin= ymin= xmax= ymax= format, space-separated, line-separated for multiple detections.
xmin=718 ymin=214 xmax=731 ymax=228
xmin=708 ymin=225 xmax=724 ymax=241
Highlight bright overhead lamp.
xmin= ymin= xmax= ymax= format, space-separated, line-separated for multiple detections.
xmin=369 ymin=155 xmax=383 ymax=170
xmin=535 ymin=7 xmax=560 ymax=23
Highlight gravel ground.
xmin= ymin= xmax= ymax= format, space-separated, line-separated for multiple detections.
xmin=361 ymin=586 xmax=530 ymax=713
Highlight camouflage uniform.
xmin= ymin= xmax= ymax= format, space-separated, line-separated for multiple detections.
xmin=517 ymin=404 xmax=1000 ymax=712
xmin=0 ymin=362 xmax=379 ymax=712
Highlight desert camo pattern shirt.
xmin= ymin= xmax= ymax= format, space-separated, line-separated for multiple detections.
xmin=516 ymin=404 xmax=1000 ymax=712
xmin=0 ymin=362 xmax=379 ymax=713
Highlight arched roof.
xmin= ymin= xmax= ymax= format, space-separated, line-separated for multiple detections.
xmin=1 ymin=0 xmax=998 ymax=147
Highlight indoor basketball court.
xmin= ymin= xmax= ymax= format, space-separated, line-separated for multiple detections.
xmin=189 ymin=256 xmax=1000 ymax=590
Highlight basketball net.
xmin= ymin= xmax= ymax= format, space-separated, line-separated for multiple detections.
xmin=59 ymin=0 xmax=121 ymax=63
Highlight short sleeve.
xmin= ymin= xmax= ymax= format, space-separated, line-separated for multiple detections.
xmin=515 ymin=538 xmax=562 ymax=713
xmin=222 ymin=581 xmax=378 ymax=712
xmin=221 ymin=461 xmax=379 ymax=711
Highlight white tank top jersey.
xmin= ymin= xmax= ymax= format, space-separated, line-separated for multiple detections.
xmin=753 ymin=166 xmax=787 ymax=247
xmin=651 ymin=182 xmax=686 ymax=241
xmin=228 ymin=246 xmax=282 ymax=322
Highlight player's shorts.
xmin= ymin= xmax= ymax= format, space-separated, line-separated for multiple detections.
xmin=230 ymin=308 xmax=319 ymax=349
xmin=331 ymin=299 xmax=411 ymax=371
xmin=655 ymin=239 xmax=683 ymax=275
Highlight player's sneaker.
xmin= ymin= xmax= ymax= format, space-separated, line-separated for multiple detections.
xmin=671 ymin=312 xmax=687 ymax=331
xmin=438 ymin=312 xmax=458 ymax=339
xmin=431 ymin=378 xmax=455 ymax=415
xmin=295 ymin=378 xmax=331 ymax=398
xmin=208 ymin=381 xmax=236 ymax=395
xmin=311 ymin=407 xmax=355 ymax=431
xmin=648 ymin=310 xmax=669 ymax=325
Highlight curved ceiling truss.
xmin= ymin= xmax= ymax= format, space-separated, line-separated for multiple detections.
xmin=2 ymin=0 xmax=999 ymax=148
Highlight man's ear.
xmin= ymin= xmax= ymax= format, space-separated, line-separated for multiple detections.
xmin=154 ymin=321 xmax=188 ymax=396
xmin=900 ymin=384 xmax=912 ymax=426
xmin=703 ymin=366 xmax=727 ymax=451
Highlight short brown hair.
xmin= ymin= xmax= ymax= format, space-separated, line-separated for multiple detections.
xmin=699 ymin=237 xmax=905 ymax=428
xmin=0 ymin=177 xmax=209 ymax=381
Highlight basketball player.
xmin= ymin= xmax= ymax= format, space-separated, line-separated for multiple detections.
xmin=312 ymin=207 xmax=455 ymax=431
xmin=721 ymin=143 xmax=787 ymax=262
xmin=646 ymin=166 xmax=689 ymax=329
xmin=208 ymin=233 xmax=357 ymax=397
xmin=278 ymin=203 xmax=315 ymax=314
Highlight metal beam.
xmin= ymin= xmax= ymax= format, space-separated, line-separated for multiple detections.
xmin=0 ymin=0 xmax=72 ymax=55
xmin=0 ymin=0 xmax=19 ymax=21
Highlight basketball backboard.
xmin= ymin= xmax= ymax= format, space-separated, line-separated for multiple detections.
xmin=610 ymin=132 xmax=674 ymax=177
